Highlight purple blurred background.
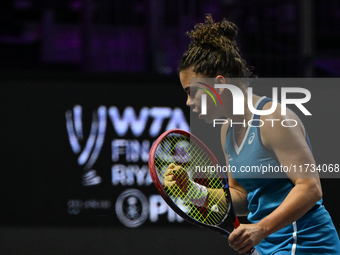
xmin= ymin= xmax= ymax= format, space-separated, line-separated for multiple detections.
xmin=1 ymin=0 xmax=339 ymax=77
xmin=1 ymin=1 xmax=340 ymax=255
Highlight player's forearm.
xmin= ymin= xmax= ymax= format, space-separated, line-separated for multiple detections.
xmin=229 ymin=188 xmax=249 ymax=216
xmin=201 ymin=187 xmax=248 ymax=216
xmin=256 ymin=180 xmax=322 ymax=237
xmin=204 ymin=188 xmax=227 ymax=212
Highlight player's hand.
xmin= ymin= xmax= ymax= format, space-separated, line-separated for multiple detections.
xmin=228 ymin=223 xmax=266 ymax=254
xmin=163 ymin=163 xmax=190 ymax=194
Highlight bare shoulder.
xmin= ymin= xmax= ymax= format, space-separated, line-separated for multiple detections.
xmin=259 ymin=101 xmax=306 ymax=150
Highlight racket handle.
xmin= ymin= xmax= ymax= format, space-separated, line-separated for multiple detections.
xmin=229 ymin=202 xmax=240 ymax=229
xmin=232 ymin=216 xmax=240 ymax=229
xmin=231 ymin=214 xmax=260 ymax=255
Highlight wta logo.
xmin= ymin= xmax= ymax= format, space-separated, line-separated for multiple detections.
xmin=196 ymin=82 xmax=222 ymax=115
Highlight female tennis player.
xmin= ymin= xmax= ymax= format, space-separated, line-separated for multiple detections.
xmin=164 ymin=15 xmax=340 ymax=254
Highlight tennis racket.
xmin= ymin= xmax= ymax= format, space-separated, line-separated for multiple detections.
xmin=148 ymin=129 xmax=260 ymax=255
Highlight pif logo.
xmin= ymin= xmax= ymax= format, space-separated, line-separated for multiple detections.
xmin=200 ymin=84 xmax=312 ymax=116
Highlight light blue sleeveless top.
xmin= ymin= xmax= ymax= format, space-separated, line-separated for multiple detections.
xmin=225 ymin=97 xmax=322 ymax=223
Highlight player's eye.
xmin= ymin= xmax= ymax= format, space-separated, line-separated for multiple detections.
xmin=189 ymin=88 xmax=198 ymax=97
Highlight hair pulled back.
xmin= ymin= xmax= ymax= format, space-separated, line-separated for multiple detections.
xmin=179 ymin=14 xmax=252 ymax=78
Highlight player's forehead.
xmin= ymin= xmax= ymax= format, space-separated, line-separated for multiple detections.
xmin=179 ymin=70 xmax=192 ymax=86
xmin=179 ymin=68 xmax=201 ymax=91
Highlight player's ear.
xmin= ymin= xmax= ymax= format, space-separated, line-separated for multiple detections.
xmin=215 ymin=75 xmax=226 ymax=84
xmin=215 ymin=75 xmax=226 ymax=95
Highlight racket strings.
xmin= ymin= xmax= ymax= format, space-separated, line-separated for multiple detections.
xmin=154 ymin=133 xmax=229 ymax=225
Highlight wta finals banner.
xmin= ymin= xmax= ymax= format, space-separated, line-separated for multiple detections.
xmin=0 ymin=76 xmax=193 ymax=228
xmin=2 ymin=77 xmax=340 ymax=228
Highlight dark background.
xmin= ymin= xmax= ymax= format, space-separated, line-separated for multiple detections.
xmin=1 ymin=0 xmax=340 ymax=254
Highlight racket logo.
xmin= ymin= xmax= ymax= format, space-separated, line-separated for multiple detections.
xmin=66 ymin=105 xmax=107 ymax=186
xmin=248 ymin=132 xmax=255 ymax=145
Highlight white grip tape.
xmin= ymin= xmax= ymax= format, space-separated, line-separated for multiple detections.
xmin=186 ymin=181 xmax=208 ymax=207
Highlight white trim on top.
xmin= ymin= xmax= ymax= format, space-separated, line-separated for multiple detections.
xmin=233 ymin=96 xmax=267 ymax=155
xmin=292 ymin=221 xmax=298 ymax=255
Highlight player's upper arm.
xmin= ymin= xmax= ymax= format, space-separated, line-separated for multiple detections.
xmin=260 ymin=101 xmax=322 ymax=197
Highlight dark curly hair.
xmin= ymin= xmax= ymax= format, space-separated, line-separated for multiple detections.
xmin=178 ymin=14 xmax=252 ymax=78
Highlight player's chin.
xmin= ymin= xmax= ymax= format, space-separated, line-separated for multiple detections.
xmin=204 ymin=118 xmax=214 ymax=124
xmin=200 ymin=115 xmax=214 ymax=124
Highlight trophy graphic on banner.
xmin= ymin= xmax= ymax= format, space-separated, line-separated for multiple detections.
xmin=66 ymin=105 xmax=107 ymax=186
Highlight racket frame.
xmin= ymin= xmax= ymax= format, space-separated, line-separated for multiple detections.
xmin=149 ymin=129 xmax=240 ymax=237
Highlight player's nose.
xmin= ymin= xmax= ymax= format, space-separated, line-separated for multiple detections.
xmin=186 ymin=96 xmax=194 ymax=107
